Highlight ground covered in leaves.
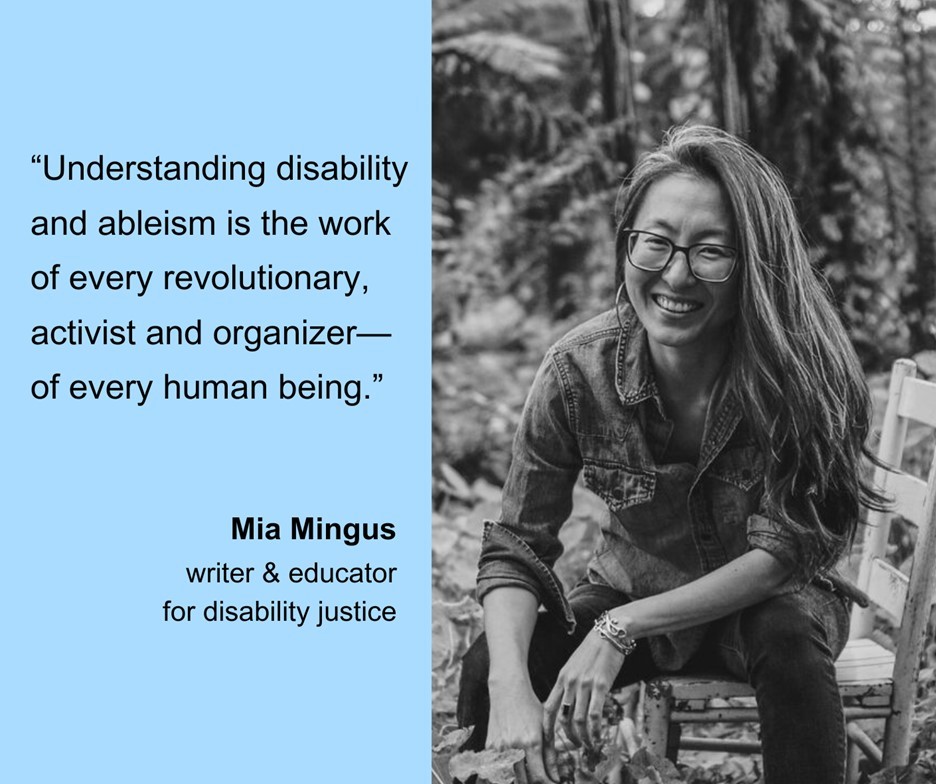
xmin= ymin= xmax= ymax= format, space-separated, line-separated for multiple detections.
xmin=432 ymin=346 xmax=936 ymax=784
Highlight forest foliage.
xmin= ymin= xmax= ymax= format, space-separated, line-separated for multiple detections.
xmin=432 ymin=1 xmax=936 ymax=781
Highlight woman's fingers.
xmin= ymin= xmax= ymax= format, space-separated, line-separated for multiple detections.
xmin=486 ymin=687 xmax=558 ymax=784
xmin=541 ymin=655 xmax=615 ymax=766
xmin=586 ymin=681 xmax=607 ymax=749
xmin=546 ymin=682 xmax=580 ymax=747
xmin=545 ymin=678 xmax=607 ymax=749
xmin=569 ymin=683 xmax=591 ymax=747
xmin=562 ymin=679 xmax=610 ymax=749
xmin=487 ymin=734 xmax=554 ymax=784
xmin=521 ymin=739 xmax=552 ymax=784
xmin=541 ymin=682 xmax=564 ymax=746
xmin=542 ymin=738 xmax=560 ymax=783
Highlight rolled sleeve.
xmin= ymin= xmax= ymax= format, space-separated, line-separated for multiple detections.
xmin=476 ymin=521 xmax=575 ymax=630
xmin=746 ymin=512 xmax=809 ymax=591
xmin=747 ymin=512 xmax=870 ymax=605
xmin=475 ymin=353 xmax=582 ymax=632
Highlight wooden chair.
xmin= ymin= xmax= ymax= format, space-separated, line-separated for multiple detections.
xmin=642 ymin=358 xmax=936 ymax=779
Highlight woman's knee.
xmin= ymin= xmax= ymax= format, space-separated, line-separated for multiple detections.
xmin=736 ymin=591 xmax=841 ymax=680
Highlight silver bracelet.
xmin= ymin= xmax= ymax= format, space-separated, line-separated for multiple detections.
xmin=594 ymin=610 xmax=637 ymax=657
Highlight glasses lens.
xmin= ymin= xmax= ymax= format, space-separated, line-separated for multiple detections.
xmin=689 ymin=245 xmax=736 ymax=282
xmin=626 ymin=231 xmax=737 ymax=282
xmin=627 ymin=231 xmax=672 ymax=270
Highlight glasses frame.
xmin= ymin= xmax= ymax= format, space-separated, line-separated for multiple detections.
xmin=621 ymin=229 xmax=738 ymax=283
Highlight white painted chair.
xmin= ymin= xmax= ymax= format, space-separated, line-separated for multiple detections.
xmin=642 ymin=358 xmax=936 ymax=780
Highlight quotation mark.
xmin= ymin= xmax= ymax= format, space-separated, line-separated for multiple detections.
xmin=31 ymin=154 xmax=42 ymax=164
xmin=364 ymin=373 xmax=384 ymax=400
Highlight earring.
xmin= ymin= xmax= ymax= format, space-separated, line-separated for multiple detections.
xmin=615 ymin=281 xmax=628 ymax=333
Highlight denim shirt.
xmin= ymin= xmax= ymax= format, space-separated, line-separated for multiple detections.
xmin=477 ymin=306 xmax=836 ymax=671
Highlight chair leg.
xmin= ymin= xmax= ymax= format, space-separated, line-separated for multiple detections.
xmin=846 ymin=721 xmax=883 ymax=781
xmin=665 ymin=723 xmax=682 ymax=762
xmin=643 ymin=681 xmax=675 ymax=760
xmin=846 ymin=733 xmax=861 ymax=784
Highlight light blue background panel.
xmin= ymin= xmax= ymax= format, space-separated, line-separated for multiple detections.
xmin=1 ymin=3 xmax=430 ymax=781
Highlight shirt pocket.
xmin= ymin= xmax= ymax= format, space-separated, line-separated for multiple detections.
xmin=707 ymin=446 xmax=764 ymax=533
xmin=708 ymin=446 xmax=764 ymax=492
xmin=583 ymin=458 xmax=656 ymax=512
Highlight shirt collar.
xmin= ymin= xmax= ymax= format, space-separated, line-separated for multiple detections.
xmin=613 ymin=304 xmax=744 ymax=466
xmin=614 ymin=306 xmax=665 ymax=416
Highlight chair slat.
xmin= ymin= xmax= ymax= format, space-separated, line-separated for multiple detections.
xmin=835 ymin=664 xmax=894 ymax=700
xmin=866 ymin=558 xmax=910 ymax=619
xmin=648 ymin=639 xmax=895 ymax=704
xmin=898 ymin=377 xmax=936 ymax=428
xmin=836 ymin=661 xmax=895 ymax=683
xmin=664 ymin=676 xmax=754 ymax=701
xmin=880 ymin=471 xmax=928 ymax=528
xmin=836 ymin=637 xmax=888 ymax=662
xmin=836 ymin=639 xmax=893 ymax=685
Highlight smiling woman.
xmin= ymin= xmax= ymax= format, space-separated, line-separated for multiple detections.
xmin=623 ymin=174 xmax=738 ymax=359
xmin=456 ymin=126 xmax=886 ymax=784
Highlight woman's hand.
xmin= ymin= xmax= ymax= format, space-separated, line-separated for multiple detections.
xmin=542 ymin=630 xmax=626 ymax=751
xmin=487 ymin=681 xmax=560 ymax=784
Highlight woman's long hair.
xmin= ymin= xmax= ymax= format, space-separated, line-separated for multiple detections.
xmin=614 ymin=125 xmax=886 ymax=581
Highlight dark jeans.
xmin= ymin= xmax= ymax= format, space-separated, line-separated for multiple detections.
xmin=457 ymin=581 xmax=850 ymax=784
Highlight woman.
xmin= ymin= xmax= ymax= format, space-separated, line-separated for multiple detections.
xmin=457 ymin=125 xmax=883 ymax=784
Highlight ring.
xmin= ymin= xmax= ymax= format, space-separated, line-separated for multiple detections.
xmin=561 ymin=703 xmax=572 ymax=718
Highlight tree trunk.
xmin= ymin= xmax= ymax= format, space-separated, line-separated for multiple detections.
xmin=586 ymin=0 xmax=637 ymax=166
xmin=707 ymin=0 xmax=746 ymax=136
xmin=898 ymin=8 xmax=936 ymax=350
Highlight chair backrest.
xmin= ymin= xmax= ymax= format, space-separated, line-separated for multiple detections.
xmin=851 ymin=358 xmax=936 ymax=764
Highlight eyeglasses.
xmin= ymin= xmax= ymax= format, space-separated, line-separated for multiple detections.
xmin=621 ymin=229 xmax=738 ymax=283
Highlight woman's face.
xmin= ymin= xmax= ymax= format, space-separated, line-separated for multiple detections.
xmin=624 ymin=173 xmax=739 ymax=356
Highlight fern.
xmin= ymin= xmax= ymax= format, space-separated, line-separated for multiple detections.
xmin=433 ymin=31 xmax=565 ymax=85
xmin=433 ymin=0 xmax=584 ymax=42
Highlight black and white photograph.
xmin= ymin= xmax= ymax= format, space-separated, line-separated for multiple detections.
xmin=431 ymin=2 xmax=936 ymax=783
